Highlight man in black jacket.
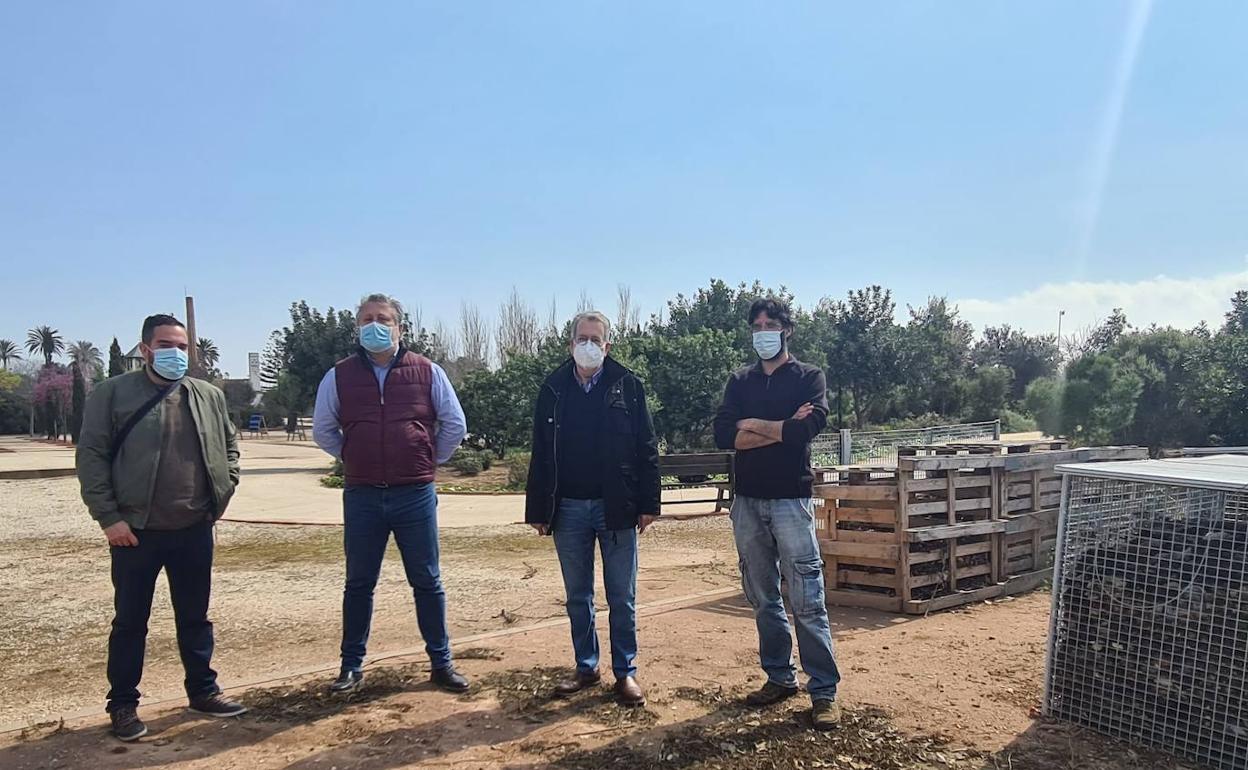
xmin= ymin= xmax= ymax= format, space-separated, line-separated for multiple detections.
xmin=713 ymin=298 xmax=842 ymax=730
xmin=525 ymin=311 xmax=661 ymax=707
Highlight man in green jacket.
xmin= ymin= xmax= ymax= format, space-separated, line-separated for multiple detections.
xmin=77 ymin=314 xmax=245 ymax=741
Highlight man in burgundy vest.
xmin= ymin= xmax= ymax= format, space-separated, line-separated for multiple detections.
xmin=312 ymin=293 xmax=469 ymax=694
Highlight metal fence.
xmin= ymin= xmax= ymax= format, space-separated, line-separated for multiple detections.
xmin=810 ymin=419 xmax=1000 ymax=467
xmin=1045 ymin=473 xmax=1248 ymax=770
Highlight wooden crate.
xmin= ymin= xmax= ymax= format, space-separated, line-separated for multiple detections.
xmin=815 ymin=445 xmax=1147 ymax=614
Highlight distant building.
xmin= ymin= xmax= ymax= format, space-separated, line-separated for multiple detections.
xmin=248 ymin=352 xmax=267 ymax=392
xmin=123 ymin=344 xmax=145 ymax=372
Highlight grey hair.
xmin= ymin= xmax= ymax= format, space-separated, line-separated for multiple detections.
xmin=571 ymin=310 xmax=612 ymax=343
xmin=357 ymin=293 xmax=405 ymax=321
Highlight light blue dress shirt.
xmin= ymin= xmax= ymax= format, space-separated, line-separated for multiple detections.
xmin=312 ymin=355 xmax=467 ymax=465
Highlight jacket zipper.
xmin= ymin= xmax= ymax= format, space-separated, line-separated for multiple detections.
xmin=370 ymin=353 xmax=402 ymax=486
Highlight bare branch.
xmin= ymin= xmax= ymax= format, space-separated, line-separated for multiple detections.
xmin=496 ymin=287 xmax=540 ymax=363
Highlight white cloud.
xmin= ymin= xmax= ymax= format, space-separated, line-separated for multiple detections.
xmin=954 ymin=264 xmax=1248 ymax=337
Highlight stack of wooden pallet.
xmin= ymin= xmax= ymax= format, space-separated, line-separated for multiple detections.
xmin=813 ymin=441 xmax=1148 ymax=615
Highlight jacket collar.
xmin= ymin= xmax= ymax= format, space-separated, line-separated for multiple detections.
xmin=355 ymin=344 xmax=408 ymax=369
xmin=750 ymin=353 xmax=800 ymax=377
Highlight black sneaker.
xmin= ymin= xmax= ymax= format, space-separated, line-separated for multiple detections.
xmin=430 ymin=666 xmax=470 ymax=693
xmin=745 ymin=680 xmax=800 ymax=708
xmin=110 ymin=707 xmax=148 ymax=742
xmin=188 ymin=694 xmax=247 ymax=718
xmin=329 ymin=669 xmax=364 ymax=694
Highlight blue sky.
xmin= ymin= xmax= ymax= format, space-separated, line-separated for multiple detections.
xmin=2 ymin=1 xmax=1245 ymax=376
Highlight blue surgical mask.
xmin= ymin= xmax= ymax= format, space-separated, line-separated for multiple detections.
xmin=151 ymin=348 xmax=188 ymax=381
xmin=753 ymin=330 xmax=784 ymax=361
xmin=359 ymin=322 xmax=394 ymax=354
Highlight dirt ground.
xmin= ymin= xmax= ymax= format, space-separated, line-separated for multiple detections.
xmin=0 ymin=475 xmax=1198 ymax=770
xmin=0 ymin=476 xmax=739 ymax=727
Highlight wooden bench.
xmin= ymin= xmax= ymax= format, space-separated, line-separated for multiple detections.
xmin=659 ymin=452 xmax=735 ymax=513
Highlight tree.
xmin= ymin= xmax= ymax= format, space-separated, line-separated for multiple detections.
xmin=1085 ymin=309 xmax=1130 ymax=355
xmin=261 ymin=301 xmax=359 ymax=414
xmin=108 ymin=337 xmax=125 ymax=377
xmin=458 ymin=355 xmax=550 ymax=456
xmin=496 ymin=287 xmax=540 ymax=363
xmin=458 ymin=302 xmax=492 ymax=372
xmin=197 ymin=338 xmax=220 ymax=370
xmin=68 ymin=340 xmax=105 ymax=379
xmin=1226 ymin=290 xmax=1248 ymax=334
xmin=973 ymin=326 xmax=1060 ymax=402
xmin=33 ymin=366 xmax=72 ymax=439
xmin=1060 ymin=352 xmax=1145 ymax=446
xmin=616 ymin=284 xmax=642 ymax=338
xmin=822 ymin=286 xmax=901 ymax=427
xmin=0 ymin=370 xmax=29 ymax=434
xmin=898 ymin=297 xmax=973 ymax=416
xmin=962 ymin=365 xmax=1012 ymax=422
xmin=620 ymin=330 xmax=739 ymax=449
xmin=222 ymin=379 xmax=257 ymax=428
xmin=1024 ymin=377 xmax=1064 ymax=438
xmin=0 ymin=339 xmax=21 ymax=370
xmin=662 ymin=279 xmax=795 ymax=356
xmin=70 ymin=361 xmax=86 ymax=443
xmin=26 ymin=326 xmax=65 ymax=367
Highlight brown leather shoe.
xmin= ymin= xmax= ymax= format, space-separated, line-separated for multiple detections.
xmin=614 ymin=676 xmax=646 ymax=707
xmin=554 ymin=669 xmax=601 ymax=697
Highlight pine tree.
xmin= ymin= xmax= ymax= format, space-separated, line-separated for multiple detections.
xmin=108 ymin=337 xmax=125 ymax=377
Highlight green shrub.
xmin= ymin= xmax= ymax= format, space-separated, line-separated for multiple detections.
xmin=477 ymin=450 xmax=492 ymax=471
xmin=999 ymin=408 xmax=1038 ymax=434
xmin=451 ymin=453 xmax=484 ymax=476
xmin=505 ymin=452 xmax=531 ymax=490
xmin=321 ymin=474 xmax=344 ymax=489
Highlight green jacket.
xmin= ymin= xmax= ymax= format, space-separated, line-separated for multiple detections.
xmin=77 ymin=370 xmax=241 ymax=530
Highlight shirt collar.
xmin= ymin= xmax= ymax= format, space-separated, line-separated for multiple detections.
xmin=751 ymin=354 xmax=799 ymax=376
xmin=574 ymin=366 xmax=605 ymax=393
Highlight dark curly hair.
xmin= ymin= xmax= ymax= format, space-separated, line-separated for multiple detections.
xmin=748 ymin=298 xmax=794 ymax=330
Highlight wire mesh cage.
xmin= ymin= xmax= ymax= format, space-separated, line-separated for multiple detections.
xmin=1045 ymin=465 xmax=1248 ymax=770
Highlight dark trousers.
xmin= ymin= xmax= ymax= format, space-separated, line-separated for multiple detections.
xmin=106 ymin=521 xmax=219 ymax=712
xmin=341 ymin=483 xmax=452 ymax=672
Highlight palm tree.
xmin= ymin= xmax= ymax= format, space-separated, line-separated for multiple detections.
xmin=68 ymin=340 xmax=105 ymax=378
xmin=197 ymin=338 xmax=220 ymax=370
xmin=0 ymin=339 xmax=21 ymax=370
xmin=26 ymin=326 xmax=65 ymax=366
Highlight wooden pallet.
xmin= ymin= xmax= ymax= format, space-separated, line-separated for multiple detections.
xmin=815 ymin=445 xmax=1147 ymax=614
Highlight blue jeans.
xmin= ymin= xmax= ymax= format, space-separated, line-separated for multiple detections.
xmin=553 ymin=499 xmax=639 ymax=679
xmin=731 ymin=496 xmax=840 ymax=702
xmin=106 ymin=521 xmax=219 ymax=711
xmin=341 ymin=483 xmax=451 ymax=672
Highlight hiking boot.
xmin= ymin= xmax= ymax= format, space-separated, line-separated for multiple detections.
xmin=188 ymin=694 xmax=248 ymax=718
xmin=811 ymin=699 xmax=841 ymax=730
xmin=745 ymin=681 xmax=800 ymax=708
xmin=431 ymin=666 xmax=470 ymax=693
xmin=110 ymin=707 xmax=147 ymax=742
xmin=554 ymin=669 xmax=602 ymax=697
xmin=329 ymin=669 xmax=364 ymax=694
xmin=614 ymin=676 xmax=646 ymax=707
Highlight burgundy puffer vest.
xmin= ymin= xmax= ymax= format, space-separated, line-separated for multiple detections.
xmin=335 ymin=348 xmax=437 ymax=486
